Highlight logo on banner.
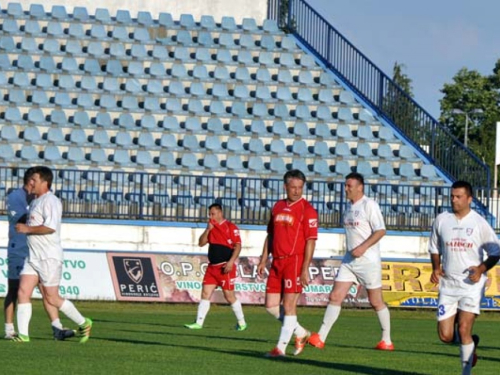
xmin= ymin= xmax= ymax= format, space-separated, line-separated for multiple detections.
xmin=124 ymin=259 xmax=143 ymax=283
xmin=107 ymin=254 xmax=163 ymax=301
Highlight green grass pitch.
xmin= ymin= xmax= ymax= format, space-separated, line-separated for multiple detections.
xmin=1 ymin=300 xmax=499 ymax=374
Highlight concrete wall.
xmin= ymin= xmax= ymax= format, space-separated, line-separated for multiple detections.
xmin=10 ymin=0 xmax=269 ymax=24
xmin=0 ymin=220 xmax=431 ymax=260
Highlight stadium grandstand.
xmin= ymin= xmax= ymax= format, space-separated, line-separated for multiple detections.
xmin=0 ymin=0 xmax=495 ymax=232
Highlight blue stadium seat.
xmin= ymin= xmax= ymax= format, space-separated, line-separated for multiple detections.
xmin=207 ymin=118 xmax=223 ymax=133
xmin=5 ymin=107 xmax=22 ymax=122
xmin=297 ymin=88 xmax=313 ymax=102
xmin=89 ymin=149 xmax=108 ymax=164
xmin=166 ymin=98 xmax=182 ymax=113
xmin=24 ymin=20 xmax=42 ymax=36
xmin=20 ymin=145 xmax=39 ymax=161
xmin=27 ymin=108 xmax=45 ymax=124
xmin=90 ymin=24 xmax=107 ymax=39
xmin=144 ymin=97 xmax=162 ymax=112
xmin=140 ymin=115 xmax=157 ymax=129
xmin=125 ymin=78 xmax=143 ymax=94
xmin=260 ymin=35 xmax=277 ymax=50
xmin=270 ymin=158 xmax=287 ymax=174
xmin=180 ymin=14 xmax=195 ymax=28
xmin=162 ymin=116 xmax=180 ymax=131
xmin=73 ymin=111 xmax=91 ymax=127
xmin=195 ymin=47 xmax=211 ymax=62
xmin=298 ymin=71 xmax=314 ymax=85
xmin=131 ymin=44 xmax=147 ymax=59
xmin=8 ymin=89 xmax=27 ymax=105
xmin=80 ymin=76 xmax=98 ymax=91
xmin=315 ymin=123 xmax=333 ymax=138
xmin=185 ymin=117 xmax=202 ymax=132
xmin=182 ymin=135 xmax=200 ymax=152
xmin=273 ymin=103 xmax=289 ymax=118
xmin=66 ymin=40 xmax=83 ymax=55
xmin=248 ymin=138 xmax=265 ymax=154
xmin=339 ymin=90 xmax=356 ymax=105
xmin=378 ymin=162 xmax=399 ymax=180
xmin=20 ymin=37 xmax=38 ymax=53
xmin=239 ymin=34 xmax=256 ymax=49
xmin=3 ymin=19 xmax=19 ymax=34
xmin=50 ymin=109 xmax=68 ymax=125
xmin=181 ymin=153 xmax=201 ymax=170
xmin=221 ymin=16 xmax=237 ymax=31
xmin=313 ymin=160 xmax=330 ymax=175
xmin=314 ymin=141 xmax=331 ymax=157
xmin=106 ymin=60 xmax=125 ymax=76
xmin=128 ymin=61 xmax=145 ymax=77
xmin=200 ymin=15 xmax=216 ymax=30
xmin=122 ymin=96 xmax=139 ymax=111
xmin=68 ymin=23 xmax=85 ymax=38
xmin=83 ymin=59 xmax=102 ymax=75
xmin=357 ymin=125 xmax=376 ymax=141
xmin=280 ymin=36 xmax=297 ymax=51
xmin=270 ymin=139 xmax=286 ymax=154
xmin=400 ymin=163 xmax=419 ymax=181
xmin=234 ymin=84 xmax=250 ymax=99
xmin=137 ymin=133 xmax=155 ymax=148
xmin=336 ymin=124 xmax=355 ymax=140
xmin=377 ymin=144 xmax=397 ymax=160
xmin=421 ymin=164 xmax=441 ymax=182
xmin=356 ymin=161 xmax=376 ymax=179
xmin=135 ymin=150 xmax=154 ymax=167
xmin=316 ymin=106 xmax=333 ymax=121
xmin=248 ymin=156 xmax=266 ymax=173
xmin=335 ymin=142 xmax=354 ymax=159
xmin=158 ymin=151 xmax=176 ymax=168
xmin=359 ymin=108 xmax=377 ymax=123
xmin=73 ymin=6 xmax=89 ymax=21
xmin=66 ymin=147 xmax=86 ymax=163
xmin=100 ymin=94 xmax=118 ymax=110
xmin=61 ymin=57 xmax=78 ymax=72
xmin=242 ymin=18 xmax=258 ymax=32
xmin=256 ymin=68 xmax=272 ymax=83
xmin=0 ymin=54 xmax=11 ymax=71
xmin=113 ymin=150 xmax=132 ymax=166
xmin=58 ymin=75 xmax=75 ymax=90
xmin=69 ymin=129 xmax=87 ymax=145
xmin=295 ymin=104 xmax=312 ymax=120
xmin=228 ymin=119 xmax=247 ymax=135
xmin=47 ymin=21 xmax=63 ymax=36
xmin=95 ymin=8 xmax=111 ymax=23
xmin=44 ymin=146 xmax=62 ymax=162
xmin=0 ymin=144 xmax=15 ymax=160
xmin=212 ymin=83 xmax=229 ymax=99
xmin=192 ymin=66 xmax=208 ymax=81
xmin=51 ymin=5 xmax=68 ymax=20
xmin=46 ymin=128 xmax=65 ymax=144
xmin=256 ymin=86 xmax=272 ymax=101
xmin=39 ymin=56 xmax=57 ymax=72
xmin=160 ymin=134 xmax=181 ymax=150
xmin=158 ymin=12 xmax=174 ymax=28
xmin=204 ymin=136 xmax=223 ymax=152
xmin=292 ymin=140 xmax=308 ymax=156
xmin=216 ymin=50 xmax=233 ymax=64
xmin=187 ymin=98 xmax=204 ymax=115
xmin=114 ymin=131 xmax=133 ymax=147
xmin=31 ymin=90 xmax=49 ymax=105
xmin=237 ymin=50 xmax=254 ymax=66
xmin=379 ymin=127 xmax=396 ymax=142
xmin=218 ymin=33 xmax=235 ymax=48
xmin=272 ymin=121 xmax=289 ymax=137
xmin=226 ymin=137 xmax=243 ymax=153
xmin=399 ymin=145 xmax=419 ymax=162
xmin=225 ymin=155 xmax=244 ymax=172
xmin=92 ymin=129 xmax=111 ymax=146
xmin=357 ymin=143 xmax=375 ymax=159
xmin=263 ymin=19 xmax=279 ymax=33
xmin=335 ymin=160 xmax=352 ymax=177
xmin=23 ymin=126 xmax=41 ymax=143
xmin=110 ymin=43 xmax=126 ymax=58
xmin=41 ymin=39 xmax=62 ymax=55
xmin=0 ymin=125 xmax=18 ymax=141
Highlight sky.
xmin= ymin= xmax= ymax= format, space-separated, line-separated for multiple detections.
xmin=306 ymin=0 xmax=500 ymax=119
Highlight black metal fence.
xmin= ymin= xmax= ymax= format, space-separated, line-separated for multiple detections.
xmin=268 ymin=0 xmax=490 ymax=191
xmin=0 ymin=166 xmax=464 ymax=230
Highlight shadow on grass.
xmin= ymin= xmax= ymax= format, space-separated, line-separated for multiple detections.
xmin=95 ymin=336 xmax=425 ymax=375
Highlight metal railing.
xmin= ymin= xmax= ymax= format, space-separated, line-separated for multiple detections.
xmin=0 ymin=166 xmax=470 ymax=231
xmin=268 ymin=0 xmax=490 ymax=193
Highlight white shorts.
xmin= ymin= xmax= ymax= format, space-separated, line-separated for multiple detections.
xmin=335 ymin=257 xmax=382 ymax=289
xmin=20 ymin=258 xmax=63 ymax=287
xmin=436 ymin=280 xmax=485 ymax=321
xmin=8 ymin=256 xmax=26 ymax=280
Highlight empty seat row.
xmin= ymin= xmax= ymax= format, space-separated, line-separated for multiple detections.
xmin=1 ymin=4 xmax=279 ymax=34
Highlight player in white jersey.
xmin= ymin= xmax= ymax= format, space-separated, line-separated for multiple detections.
xmin=12 ymin=166 xmax=93 ymax=343
xmin=4 ymin=168 xmax=74 ymax=340
xmin=429 ymin=180 xmax=500 ymax=375
xmin=308 ymin=172 xmax=393 ymax=351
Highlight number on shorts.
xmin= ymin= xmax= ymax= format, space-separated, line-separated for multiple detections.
xmin=284 ymin=279 xmax=292 ymax=289
xmin=438 ymin=304 xmax=445 ymax=316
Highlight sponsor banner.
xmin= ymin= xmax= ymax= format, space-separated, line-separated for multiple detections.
xmin=147 ymin=255 xmax=500 ymax=309
xmin=107 ymin=253 xmax=164 ymax=301
xmin=0 ymin=249 xmax=116 ymax=300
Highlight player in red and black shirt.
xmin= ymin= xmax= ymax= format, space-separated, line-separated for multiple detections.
xmin=185 ymin=203 xmax=247 ymax=331
xmin=258 ymin=169 xmax=318 ymax=357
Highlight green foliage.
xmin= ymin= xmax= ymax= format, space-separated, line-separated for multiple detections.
xmin=2 ymin=300 xmax=500 ymax=374
xmin=440 ymin=63 xmax=500 ymax=175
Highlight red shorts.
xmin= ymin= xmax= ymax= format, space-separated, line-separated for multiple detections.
xmin=266 ymin=255 xmax=304 ymax=294
xmin=203 ymin=263 xmax=236 ymax=291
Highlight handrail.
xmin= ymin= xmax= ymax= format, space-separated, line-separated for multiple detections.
xmin=268 ymin=0 xmax=490 ymax=194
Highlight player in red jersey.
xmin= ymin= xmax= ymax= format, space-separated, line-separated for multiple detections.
xmin=258 ymin=169 xmax=318 ymax=357
xmin=185 ymin=203 xmax=247 ymax=331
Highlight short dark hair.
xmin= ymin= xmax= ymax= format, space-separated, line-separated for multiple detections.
xmin=23 ymin=167 xmax=35 ymax=185
xmin=451 ymin=180 xmax=473 ymax=198
xmin=283 ymin=169 xmax=306 ymax=184
xmin=209 ymin=203 xmax=223 ymax=211
xmin=32 ymin=166 xmax=53 ymax=189
xmin=346 ymin=172 xmax=364 ymax=186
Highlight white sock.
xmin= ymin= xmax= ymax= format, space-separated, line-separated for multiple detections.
xmin=16 ymin=303 xmax=32 ymax=337
xmin=277 ymin=315 xmax=297 ymax=353
xmin=318 ymin=304 xmax=341 ymax=342
xmin=266 ymin=306 xmax=280 ymax=320
xmin=231 ymin=299 xmax=245 ymax=325
xmin=51 ymin=319 xmax=62 ymax=329
xmin=460 ymin=342 xmax=474 ymax=375
xmin=294 ymin=322 xmax=307 ymax=338
xmin=5 ymin=323 xmax=15 ymax=335
xmin=376 ymin=307 xmax=392 ymax=344
xmin=59 ymin=300 xmax=85 ymax=326
xmin=196 ymin=299 xmax=210 ymax=326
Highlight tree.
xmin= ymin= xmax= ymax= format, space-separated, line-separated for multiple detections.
xmin=439 ymin=66 xmax=500 ymax=171
xmin=392 ymin=62 xmax=413 ymax=96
